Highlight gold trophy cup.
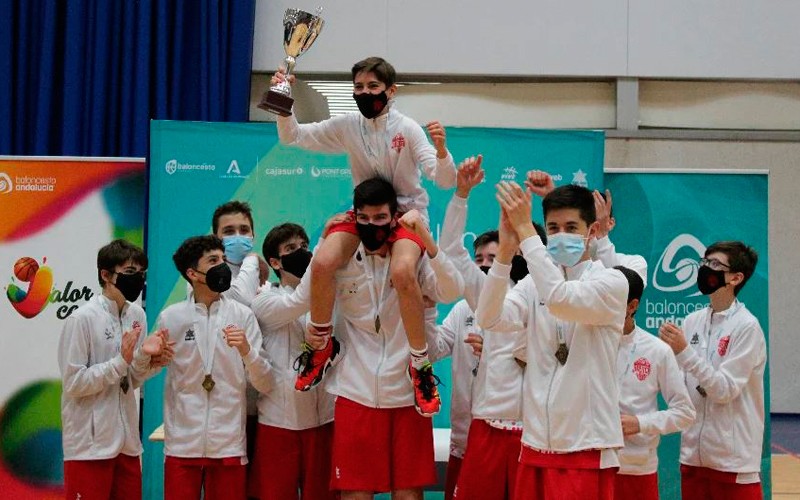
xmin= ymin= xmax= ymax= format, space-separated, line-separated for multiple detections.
xmin=258 ymin=8 xmax=325 ymax=116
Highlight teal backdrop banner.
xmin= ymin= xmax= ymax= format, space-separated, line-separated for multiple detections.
xmin=605 ymin=170 xmax=770 ymax=500
xmin=143 ymin=120 xmax=604 ymax=499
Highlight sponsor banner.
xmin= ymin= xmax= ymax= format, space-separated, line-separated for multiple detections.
xmin=144 ymin=120 xmax=604 ymax=498
xmin=605 ymin=170 xmax=770 ymax=499
xmin=0 ymin=157 xmax=145 ymax=496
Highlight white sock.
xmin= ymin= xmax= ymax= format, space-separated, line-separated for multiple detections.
xmin=410 ymin=345 xmax=429 ymax=369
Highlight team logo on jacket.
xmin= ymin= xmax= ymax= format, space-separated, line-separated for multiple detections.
xmin=633 ymin=357 xmax=651 ymax=381
xmin=717 ymin=336 xmax=731 ymax=356
xmin=690 ymin=333 xmax=699 ymax=345
xmin=104 ymin=328 xmax=114 ymax=340
xmin=391 ymin=133 xmax=406 ymax=153
xmin=465 ymin=315 xmax=474 ymax=327
xmin=184 ymin=328 xmax=195 ymax=341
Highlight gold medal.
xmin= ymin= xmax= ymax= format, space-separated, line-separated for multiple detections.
xmin=120 ymin=376 xmax=130 ymax=394
xmin=555 ymin=343 xmax=569 ymax=365
xmin=375 ymin=315 xmax=381 ymax=333
xmin=202 ymin=374 xmax=215 ymax=392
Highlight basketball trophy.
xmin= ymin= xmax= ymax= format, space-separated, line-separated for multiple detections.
xmin=258 ymin=7 xmax=325 ymax=116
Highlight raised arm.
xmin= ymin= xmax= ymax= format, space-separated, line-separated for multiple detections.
xmin=410 ymin=121 xmax=456 ymax=189
xmin=594 ymin=236 xmax=648 ymax=285
xmin=270 ymin=68 xmax=348 ymax=153
xmin=250 ymin=274 xmax=311 ymax=331
xmin=400 ymin=210 xmax=464 ymax=303
xmin=440 ymin=156 xmax=487 ymax=310
xmin=496 ymin=180 xmax=627 ymax=326
xmin=475 ymin=210 xmax=530 ymax=333
xmin=225 ymin=254 xmax=260 ymax=306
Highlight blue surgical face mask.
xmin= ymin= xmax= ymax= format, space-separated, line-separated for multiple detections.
xmin=546 ymin=232 xmax=587 ymax=268
xmin=222 ymin=235 xmax=253 ymax=265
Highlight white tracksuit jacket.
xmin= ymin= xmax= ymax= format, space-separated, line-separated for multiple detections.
xmin=250 ymin=282 xmax=335 ymax=430
xmin=437 ymin=194 xmax=525 ymax=457
xmin=675 ymin=301 xmax=766 ymax=479
xmin=594 ymin=236 xmax=648 ymax=285
xmin=325 ymin=244 xmax=464 ymax=408
xmin=277 ymin=107 xmax=456 ymax=218
xmin=158 ymin=295 xmax=273 ymax=460
xmin=436 ymin=299 xmax=482 ymax=458
xmin=59 ymin=295 xmax=157 ymax=460
xmin=476 ymin=236 xmax=629 ymax=467
xmin=617 ymin=326 xmax=695 ymax=475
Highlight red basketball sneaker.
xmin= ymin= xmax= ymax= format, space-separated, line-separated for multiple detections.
xmin=293 ymin=336 xmax=340 ymax=392
xmin=408 ymin=361 xmax=442 ymax=417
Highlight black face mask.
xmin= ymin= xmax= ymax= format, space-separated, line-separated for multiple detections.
xmin=697 ymin=265 xmax=727 ymax=295
xmin=114 ymin=272 xmax=145 ymax=302
xmin=510 ymin=255 xmax=530 ymax=284
xmin=280 ymin=248 xmax=312 ymax=278
xmin=356 ymin=222 xmax=392 ymax=251
xmin=353 ymin=91 xmax=388 ymax=119
xmin=195 ymin=263 xmax=232 ymax=293
xmin=479 ymin=266 xmax=491 ymax=275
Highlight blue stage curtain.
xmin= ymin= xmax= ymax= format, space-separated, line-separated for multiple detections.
xmin=0 ymin=0 xmax=256 ymax=157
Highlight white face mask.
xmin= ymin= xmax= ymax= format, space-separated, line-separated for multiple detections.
xmin=546 ymin=232 xmax=586 ymax=267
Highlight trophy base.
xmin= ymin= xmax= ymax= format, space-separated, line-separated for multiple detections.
xmin=258 ymin=89 xmax=294 ymax=117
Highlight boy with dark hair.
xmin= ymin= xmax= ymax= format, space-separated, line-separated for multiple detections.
xmin=265 ymin=177 xmax=461 ymax=498
xmin=261 ymin=223 xmax=312 ymax=280
xmin=613 ymin=265 xmax=694 ymax=500
xmin=438 ymin=157 xmax=549 ymax=500
xmin=659 ymin=241 xmax=765 ymax=500
xmin=208 ymin=200 xmax=261 ymax=306
xmin=526 ymin=170 xmax=647 ymax=282
xmin=159 ymin=235 xmax=273 ymax=500
xmin=209 ymin=200 xmax=263 ymax=499
xmin=476 ymin=180 xmax=629 ymax=499
xmin=250 ymin=222 xmax=336 ymax=500
xmin=328 ymin=177 xmax=462 ymax=498
xmin=271 ymin=56 xmax=457 ymax=416
xmin=59 ymin=239 xmax=169 ymax=500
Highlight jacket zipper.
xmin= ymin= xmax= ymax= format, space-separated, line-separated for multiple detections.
xmin=117 ymin=312 xmax=128 ymax=444
xmin=544 ymin=364 xmax=558 ymax=449
xmin=697 ymin=315 xmax=713 ymax=467
xmin=201 ymin=311 xmax=212 ymax=457
xmin=374 ymin=325 xmax=387 ymax=409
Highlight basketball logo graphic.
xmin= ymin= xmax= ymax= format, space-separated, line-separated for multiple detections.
xmin=14 ymin=257 xmax=39 ymax=282
xmin=6 ymin=256 xmax=54 ymax=319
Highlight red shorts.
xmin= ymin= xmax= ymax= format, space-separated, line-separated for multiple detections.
xmin=64 ymin=454 xmax=141 ymax=500
xmin=164 ymin=455 xmax=246 ymax=500
xmin=513 ymin=446 xmax=617 ymax=500
xmin=257 ymin=422 xmax=336 ymax=500
xmin=680 ymin=465 xmax=763 ymax=500
xmin=454 ymin=420 xmax=523 ymax=500
xmin=331 ymin=397 xmax=436 ymax=493
xmin=614 ymin=472 xmax=658 ymax=500
xmin=445 ymin=454 xmax=463 ymax=500
xmin=327 ymin=210 xmax=426 ymax=252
